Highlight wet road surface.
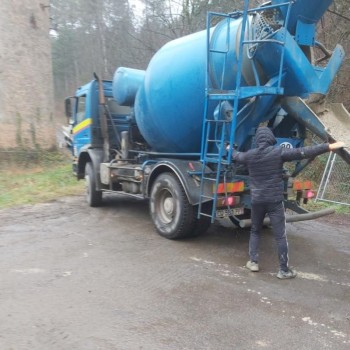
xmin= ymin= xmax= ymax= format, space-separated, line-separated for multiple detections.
xmin=0 ymin=195 xmax=349 ymax=349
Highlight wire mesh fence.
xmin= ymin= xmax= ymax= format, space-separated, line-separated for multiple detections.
xmin=316 ymin=153 xmax=350 ymax=206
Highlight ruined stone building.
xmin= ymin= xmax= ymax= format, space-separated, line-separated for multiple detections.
xmin=0 ymin=0 xmax=55 ymax=149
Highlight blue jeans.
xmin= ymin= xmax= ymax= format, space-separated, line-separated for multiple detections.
xmin=249 ymin=201 xmax=289 ymax=271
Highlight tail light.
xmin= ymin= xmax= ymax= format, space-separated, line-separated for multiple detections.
xmin=293 ymin=180 xmax=315 ymax=204
xmin=303 ymin=189 xmax=315 ymax=199
xmin=216 ymin=181 xmax=244 ymax=194
xmin=293 ymin=180 xmax=312 ymax=191
xmin=215 ymin=182 xmax=245 ymax=218
xmin=218 ymin=195 xmax=241 ymax=207
xmin=214 ymin=181 xmax=244 ymax=208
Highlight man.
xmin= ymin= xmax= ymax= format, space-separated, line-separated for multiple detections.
xmin=230 ymin=126 xmax=345 ymax=279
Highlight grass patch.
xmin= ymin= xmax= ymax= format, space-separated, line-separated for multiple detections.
xmin=1 ymin=151 xmax=349 ymax=215
xmin=0 ymin=162 xmax=84 ymax=208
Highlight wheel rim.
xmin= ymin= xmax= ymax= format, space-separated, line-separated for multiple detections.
xmin=157 ymin=189 xmax=175 ymax=224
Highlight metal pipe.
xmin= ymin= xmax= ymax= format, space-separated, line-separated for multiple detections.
xmin=238 ymin=207 xmax=335 ymax=228
xmin=321 ymin=153 xmax=336 ymax=199
xmin=121 ymin=131 xmax=129 ymax=159
xmin=129 ymin=150 xmax=201 ymax=157
xmin=316 ymin=152 xmax=332 ymax=201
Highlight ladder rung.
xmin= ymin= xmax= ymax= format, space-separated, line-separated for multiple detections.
xmin=202 ymin=177 xmax=216 ymax=181
xmin=199 ymin=212 xmax=213 ymax=218
xmin=200 ymin=195 xmax=215 ymax=200
xmin=242 ymin=39 xmax=285 ymax=46
xmin=203 ymin=157 xmax=220 ymax=163
xmin=208 ymin=89 xmax=235 ymax=94
xmin=206 ymin=119 xmax=230 ymax=123
xmin=209 ymin=49 xmax=229 ymax=54
xmin=207 ymin=139 xmax=224 ymax=143
xmin=205 ymin=153 xmax=220 ymax=157
xmin=203 ymin=159 xmax=230 ymax=165
xmin=208 ymin=94 xmax=237 ymax=100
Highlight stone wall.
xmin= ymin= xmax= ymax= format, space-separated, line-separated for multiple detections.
xmin=0 ymin=0 xmax=55 ymax=149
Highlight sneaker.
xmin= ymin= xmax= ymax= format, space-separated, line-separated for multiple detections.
xmin=246 ymin=260 xmax=259 ymax=272
xmin=277 ymin=268 xmax=297 ymax=279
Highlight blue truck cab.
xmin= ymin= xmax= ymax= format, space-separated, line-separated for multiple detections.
xmin=65 ymin=80 xmax=132 ymax=179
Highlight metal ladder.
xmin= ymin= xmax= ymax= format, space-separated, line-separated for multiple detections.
xmin=198 ymin=0 xmax=293 ymax=222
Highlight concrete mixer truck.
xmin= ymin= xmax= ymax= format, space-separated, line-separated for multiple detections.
xmin=64 ymin=0 xmax=350 ymax=239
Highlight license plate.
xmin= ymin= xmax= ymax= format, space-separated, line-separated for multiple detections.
xmin=216 ymin=207 xmax=244 ymax=218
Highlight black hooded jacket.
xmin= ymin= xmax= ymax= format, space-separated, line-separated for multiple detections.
xmin=232 ymin=127 xmax=329 ymax=203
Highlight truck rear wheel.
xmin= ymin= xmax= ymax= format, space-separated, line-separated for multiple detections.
xmin=150 ymin=173 xmax=196 ymax=239
xmin=85 ymin=162 xmax=102 ymax=207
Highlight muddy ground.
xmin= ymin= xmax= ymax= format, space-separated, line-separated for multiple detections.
xmin=0 ymin=194 xmax=349 ymax=350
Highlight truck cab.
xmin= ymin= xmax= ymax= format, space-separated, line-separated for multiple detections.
xmin=65 ymin=80 xmax=131 ymax=178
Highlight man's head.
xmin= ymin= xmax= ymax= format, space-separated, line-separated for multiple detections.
xmin=255 ymin=127 xmax=277 ymax=148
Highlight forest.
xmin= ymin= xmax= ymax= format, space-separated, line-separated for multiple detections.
xmin=50 ymin=0 xmax=350 ymax=109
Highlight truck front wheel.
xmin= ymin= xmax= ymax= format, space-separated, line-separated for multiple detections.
xmin=150 ymin=173 xmax=195 ymax=239
xmin=85 ymin=162 xmax=102 ymax=207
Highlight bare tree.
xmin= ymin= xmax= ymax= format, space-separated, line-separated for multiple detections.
xmin=320 ymin=0 xmax=350 ymax=109
xmin=50 ymin=0 xmax=349 ymax=110
xmin=51 ymin=0 xmax=136 ymax=99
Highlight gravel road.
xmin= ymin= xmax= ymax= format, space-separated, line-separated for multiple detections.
xmin=0 ymin=195 xmax=349 ymax=350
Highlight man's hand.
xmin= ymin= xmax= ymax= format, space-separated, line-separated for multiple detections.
xmin=329 ymin=141 xmax=345 ymax=151
xmin=226 ymin=144 xmax=238 ymax=151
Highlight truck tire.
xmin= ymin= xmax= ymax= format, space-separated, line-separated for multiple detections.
xmin=150 ymin=173 xmax=196 ymax=239
xmin=85 ymin=162 xmax=102 ymax=207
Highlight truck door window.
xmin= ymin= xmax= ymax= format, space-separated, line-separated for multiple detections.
xmin=76 ymin=96 xmax=86 ymax=124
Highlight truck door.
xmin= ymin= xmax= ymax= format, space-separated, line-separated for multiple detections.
xmin=72 ymin=94 xmax=91 ymax=156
